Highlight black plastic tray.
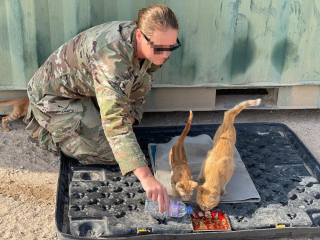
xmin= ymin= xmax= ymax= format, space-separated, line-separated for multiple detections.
xmin=56 ymin=123 xmax=320 ymax=239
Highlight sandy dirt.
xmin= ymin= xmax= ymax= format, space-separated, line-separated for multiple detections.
xmin=1 ymin=108 xmax=320 ymax=239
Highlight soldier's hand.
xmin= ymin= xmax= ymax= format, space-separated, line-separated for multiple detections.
xmin=141 ymin=175 xmax=170 ymax=214
xmin=133 ymin=165 xmax=170 ymax=214
xmin=129 ymin=117 xmax=135 ymax=125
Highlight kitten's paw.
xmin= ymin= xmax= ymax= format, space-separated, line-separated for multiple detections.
xmin=221 ymin=190 xmax=227 ymax=196
xmin=196 ymin=177 xmax=205 ymax=183
xmin=3 ymin=128 xmax=9 ymax=132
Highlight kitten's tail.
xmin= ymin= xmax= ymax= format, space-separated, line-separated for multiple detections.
xmin=177 ymin=110 xmax=193 ymax=143
xmin=224 ymin=99 xmax=261 ymax=123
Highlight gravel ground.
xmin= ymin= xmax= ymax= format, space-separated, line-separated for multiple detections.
xmin=1 ymin=108 xmax=320 ymax=239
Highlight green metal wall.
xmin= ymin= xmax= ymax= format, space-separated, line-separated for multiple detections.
xmin=1 ymin=0 xmax=320 ymax=89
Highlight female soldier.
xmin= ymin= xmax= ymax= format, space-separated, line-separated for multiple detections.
xmin=26 ymin=4 xmax=181 ymax=214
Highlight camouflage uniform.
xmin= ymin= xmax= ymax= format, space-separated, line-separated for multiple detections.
xmin=26 ymin=21 xmax=168 ymax=175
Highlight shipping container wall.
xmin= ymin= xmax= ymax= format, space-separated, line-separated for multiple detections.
xmin=1 ymin=0 xmax=320 ymax=88
xmin=1 ymin=0 xmax=320 ymax=111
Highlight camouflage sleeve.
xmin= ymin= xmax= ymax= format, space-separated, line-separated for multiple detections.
xmin=90 ymin=44 xmax=148 ymax=175
xmin=130 ymin=98 xmax=147 ymax=125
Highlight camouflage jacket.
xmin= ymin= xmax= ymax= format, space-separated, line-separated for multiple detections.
xmin=27 ymin=21 xmax=168 ymax=175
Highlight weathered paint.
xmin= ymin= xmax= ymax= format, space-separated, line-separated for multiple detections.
xmin=277 ymin=86 xmax=292 ymax=107
xmin=0 ymin=0 xmax=320 ymax=110
xmin=143 ymin=87 xmax=216 ymax=111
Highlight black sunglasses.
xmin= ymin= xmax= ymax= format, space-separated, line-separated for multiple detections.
xmin=141 ymin=30 xmax=181 ymax=53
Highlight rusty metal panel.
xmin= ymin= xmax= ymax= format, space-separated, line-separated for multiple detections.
xmin=0 ymin=0 xmax=319 ymax=90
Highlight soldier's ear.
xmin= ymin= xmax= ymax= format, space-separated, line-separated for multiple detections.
xmin=136 ymin=29 xmax=142 ymax=41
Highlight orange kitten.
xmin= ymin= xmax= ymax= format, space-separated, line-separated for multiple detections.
xmin=196 ymin=99 xmax=261 ymax=210
xmin=0 ymin=98 xmax=30 ymax=132
xmin=169 ymin=110 xmax=198 ymax=200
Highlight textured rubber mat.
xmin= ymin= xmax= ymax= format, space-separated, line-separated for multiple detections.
xmin=56 ymin=123 xmax=320 ymax=239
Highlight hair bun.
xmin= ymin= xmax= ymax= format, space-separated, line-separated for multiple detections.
xmin=133 ymin=5 xmax=179 ymax=34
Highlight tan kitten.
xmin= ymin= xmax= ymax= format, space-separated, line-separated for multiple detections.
xmin=169 ymin=110 xmax=198 ymax=200
xmin=0 ymin=97 xmax=30 ymax=132
xmin=196 ymin=99 xmax=261 ymax=210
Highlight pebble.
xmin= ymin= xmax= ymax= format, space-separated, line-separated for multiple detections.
xmin=20 ymin=165 xmax=24 ymax=169
xmin=19 ymin=231 xmax=23 ymax=234
xmin=52 ymin=161 xmax=58 ymax=164
xmin=52 ymin=232 xmax=57 ymax=237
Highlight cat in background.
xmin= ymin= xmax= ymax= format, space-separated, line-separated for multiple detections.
xmin=169 ymin=110 xmax=198 ymax=201
xmin=196 ymin=99 xmax=261 ymax=210
xmin=0 ymin=97 xmax=30 ymax=132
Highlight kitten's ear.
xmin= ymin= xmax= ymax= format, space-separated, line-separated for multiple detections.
xmin=176 ymin=182 xmax=184 ymax=190
xmin=196 ymin=185 xmax=203 ymax=193
xmin=209 ymin=190 xmax=218 ymax=200
xmin=189 ymin=181 xmax=198 ymax=190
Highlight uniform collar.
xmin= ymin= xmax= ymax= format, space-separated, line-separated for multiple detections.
xmin=131 ymin=27 xmax=140 ymax=74
xmin=118 ymin=21 xmax=140 ymax=70
xmin=130 ymin=26 xmax=154 ymax=76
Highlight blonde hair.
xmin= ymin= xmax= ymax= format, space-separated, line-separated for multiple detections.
xmin=133 ymin=5 xmax=179 ymax=36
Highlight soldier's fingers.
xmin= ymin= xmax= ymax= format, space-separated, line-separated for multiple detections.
xmin=158 ymin=194 xmax=164 ymax=214
xmin=147 ymin=190 xmax=152 ymax=199
xmin=163 ymin=188 xmax=170 ymax=213
xmin=152 ymin=192 xmax=158 ymax=202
